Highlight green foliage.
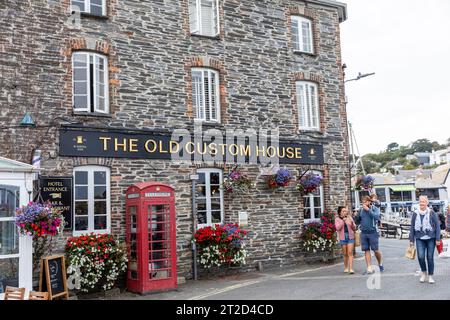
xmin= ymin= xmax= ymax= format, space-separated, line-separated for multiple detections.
xmin=359 ymin=138 xmax=446 ymax=174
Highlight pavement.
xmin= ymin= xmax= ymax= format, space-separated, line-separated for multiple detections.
xmin=108 ymin=238 xmax=450 ymax=300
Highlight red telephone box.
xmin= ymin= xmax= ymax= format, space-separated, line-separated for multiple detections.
xmin=125 ymin=182 xmax=177 ymax=293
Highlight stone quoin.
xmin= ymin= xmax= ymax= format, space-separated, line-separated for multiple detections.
xmin=0 ymin=0 xmax=349 ymax=280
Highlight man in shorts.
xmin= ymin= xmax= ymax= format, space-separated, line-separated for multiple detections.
xmin=355 ymin=196 xmax=384 ymax=274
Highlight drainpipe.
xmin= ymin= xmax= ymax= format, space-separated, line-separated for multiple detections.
xmin=190 ymin=174 xmax=199 ymax=280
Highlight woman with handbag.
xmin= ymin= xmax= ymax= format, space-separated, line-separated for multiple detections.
xmin=409 ymin=196 xmax=441 ymax=284
xmin=335 ymin=207 xmax=357 ymax=274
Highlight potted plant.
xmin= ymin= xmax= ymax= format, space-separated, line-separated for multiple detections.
xmin=65 ymin=233 xmax=128 ymax=293
xmin=300 ymin=211 xmax=338 ymax=262
xmin=15 ymin=201 xmax=65 ymax=238
xmin=265 ymin=168 xmax=292 ymax=189
xmin=194 ymin=224 xmax=248 ymax=270
xmin=355 ymin=175 xmax=375 ymax=192
xmin=297 ymin=172 xmax=323 ymax=196
xmin=222 ymin=166 xmax=253 ymax=195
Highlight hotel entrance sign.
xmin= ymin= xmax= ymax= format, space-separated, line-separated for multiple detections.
xmin=59 ymin=128 xmax=325 ymax=165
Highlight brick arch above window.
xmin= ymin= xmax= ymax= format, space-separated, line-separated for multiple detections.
xmin=185 ymin=56 xmax=228 ymax=123
xmin=62 ymin=38 xmax=120 ymax=116
xmin=290 ymin=72 xmax=326 ymax=133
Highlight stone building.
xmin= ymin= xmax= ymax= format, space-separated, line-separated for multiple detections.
xmin=0 ymin=0 xmax=349 ymax=280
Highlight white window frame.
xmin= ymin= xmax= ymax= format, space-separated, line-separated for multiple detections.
xmin=189 ymin=0 xmax=220 ymax=37
xmin=291 ymin=16 xmax=314 ymax=54
xmin=296 ymin=81 xmax=320 ymax=131
xmin=303 ymin=171 xmax=325 ymax=224
xmin=71 ymin=0 xmax=107 ymax=16
xmin=72 ymin=52 xmax=109 ymax=114
xmin=192 ymin=68 xmax=221 ymax=123
xmin=196 ymin=168 xmax=224 ymax=229
xmin=73 ymin=166 xmax=111 ymax=236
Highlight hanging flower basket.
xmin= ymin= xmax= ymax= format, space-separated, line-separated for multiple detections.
xmin=265 ymin=168 xmax=292 ymax=189
xmin=297 ymin=172 xmax=323 ymax=196
xmin=355 ymin=175 xmax=375 ymax=191
xmin=222 ymin=166 xmax=253 ymax=195
xmin=15 ymin=202 xmax=65 ymax=238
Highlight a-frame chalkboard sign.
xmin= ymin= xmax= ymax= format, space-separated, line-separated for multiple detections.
xmin=39 ymin=255 xmax=69 ymax=300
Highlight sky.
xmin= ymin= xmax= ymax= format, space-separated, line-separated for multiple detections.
xmin=340 ymin=0 xmax=450 ymax=156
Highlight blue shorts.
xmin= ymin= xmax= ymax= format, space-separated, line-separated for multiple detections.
xmin=340 ymin=233 xmax=355 ymax=245
xmin=361 ymin=232 xmax=379 ymax=251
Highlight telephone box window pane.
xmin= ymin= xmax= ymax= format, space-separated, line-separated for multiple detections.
xmin=75 ymin=171 xmax=88 ymax=185
xmin=0 ymin=221 xmax=19 ymax=255
xmin=94 ymin=186 xmax=107 ymax=199
xmin=94 ymin=201 xmax=106 ymax=215
xmin=94 ymin=171 xmax=106 ymax=184
xmin=75 ymin=217 xmax=88 ymax=231
xmin=94 ymin=216 xmax=107 ymax=230
xmin=75 ymin=201 xmax=88 ymax=216
xmin=152 ymin=205 xmax=165 ymax=214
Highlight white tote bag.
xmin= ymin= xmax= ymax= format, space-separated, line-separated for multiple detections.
xmin=439 ymin=239 xmax=450 ymax=259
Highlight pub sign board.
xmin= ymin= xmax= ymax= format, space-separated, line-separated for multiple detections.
xmin=39 ymin=255 xmax=69 ymax=300
xmin=59 ymin=128 xmax=325 ymax=165
xmin=39 ymin=177 xmax=73 ymax=230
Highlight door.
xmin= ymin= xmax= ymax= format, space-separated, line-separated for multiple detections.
xmin=146 ymin=202 xmax=172 ymax=281
xmin=0 ymin=185 xmax=20 ymax=291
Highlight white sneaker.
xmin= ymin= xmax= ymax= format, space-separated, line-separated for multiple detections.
xmin=420 ymin=272 xmax=427 ymax=283
xmin=428 ymin=276 xmax=435 ymax=284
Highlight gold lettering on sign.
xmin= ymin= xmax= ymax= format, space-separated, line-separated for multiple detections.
xmin=256 ymin=146 xmax=266 ymax=157
xmin=266 ymin=146 xmax=276 ymax=158
xmin=159 ymin=141 xmax=168 ymax=154
xmin=185 ymin=142 xmax=195 ymax=155
xmin=170 ymin=141 xmax=180 ymax=154
xmin=295 ymin=148 xmax=302 ymax=159
xmin=286 ymin=147 xmax=295 ymax=159
xmin=145 ymin=140 xmax=157 ymax=153
xmin=209 ymin=143 xmax=218 ymax=156
xmin=229 ymin=144 xmax=239 ymax=156
xmin=99 ymin=137 xmax=111 ymax=151
xmin=240 ymin=145 xmax=251 ymax=157
xmin=129 ymin=139 xmax=138 ymax=152
xmin=115 ymin=138 xmax=127 ymax=152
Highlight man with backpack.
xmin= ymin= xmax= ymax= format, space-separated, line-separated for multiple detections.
xmin=355 ymin=195 xmax=384 ymax=275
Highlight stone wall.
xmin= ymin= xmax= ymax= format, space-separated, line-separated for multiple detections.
xmin=0 ymin=0 xmax=349 ymax=279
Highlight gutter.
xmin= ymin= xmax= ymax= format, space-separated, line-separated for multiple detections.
xmin=307 ymin=0 xmax=348 ymax=22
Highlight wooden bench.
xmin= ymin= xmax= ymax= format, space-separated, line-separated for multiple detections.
xmin=4 ymin=286 xmax=25 ymax=300
xmin=399 ymin=224 xmax=411 ymax=240
xmin=29 ymin=291 xmax=49 ymax=300
xmin=384 ymin=224 xmax=398 ymax=239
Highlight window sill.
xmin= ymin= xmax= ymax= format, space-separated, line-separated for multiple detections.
xmin=190 ymin=33 xmax=221 ymax=41
xmin=79 ymin=12 xmax=109 ymax=20
xmin=72 ymin=111 xmax=113 ymax=118
xmin=73 ymin=229 xmax=110 ymax=237
xmin=293 ymin=51 xmax=317 ymax=58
